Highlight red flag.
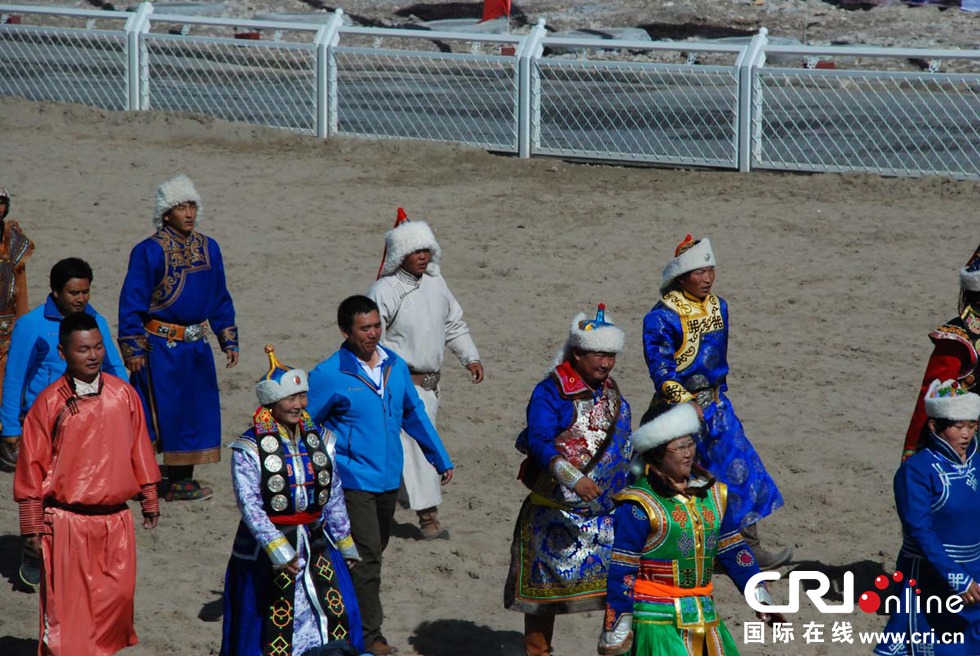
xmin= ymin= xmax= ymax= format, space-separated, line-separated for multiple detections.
xmin=481 ymin=0 xmax=511 ymax=22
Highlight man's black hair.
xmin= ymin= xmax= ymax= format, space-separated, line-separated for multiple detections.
xmin=337 ymin=295 xmax=379 ymax=333
xmin=50 ymin=258 xmax=93 ymax=293
xmin=59 ymin=311 xmax=99 ymax=347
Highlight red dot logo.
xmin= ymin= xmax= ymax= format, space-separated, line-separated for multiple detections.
xmin=875 ymin=575 xmax=889 ymax=590
xmin=893 ymin=571 xmax=904 ymax=583
xmin=909 ymin=579 xmax=916 ymax=587
xmin=859 ymin=591 xmax=881 ymax=613
xmin=916 ymin=589 xmax=922 ymax=594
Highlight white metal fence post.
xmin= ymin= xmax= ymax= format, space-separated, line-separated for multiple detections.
xmin=736 ymin=27 xmax=767 ymax=172
xmin=314 ymin=9 xmax=343 ymax=138
xmin=124 ymin=1 xmax=153 ymax=111
xmin=517 ymin=18 xmax=546 ymax=158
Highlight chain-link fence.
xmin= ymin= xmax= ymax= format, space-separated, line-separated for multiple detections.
xmin=332 ymin=48 xmax=519 ymax=152
xmin=6 ymin=3 xmax=980 ymax=179
xmin=534 ymin=60 xmax=740 ymax=167
xmin=143 ymin=35 xmax=318 ymax=133
xmin=753 ymin=68 xmax=980 ymax=179
xmin=0 ymin=24 xmax=129 ymax=110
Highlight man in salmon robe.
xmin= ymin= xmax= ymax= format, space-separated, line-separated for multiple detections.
xmin=14 ymin=311 xmax=161 ymax=656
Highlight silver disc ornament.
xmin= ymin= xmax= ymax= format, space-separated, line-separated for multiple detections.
xmin=264 ymin=454 xmax=283 ymax=473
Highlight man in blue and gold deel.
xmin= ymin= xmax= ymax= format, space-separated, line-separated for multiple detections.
xmin=642 ymin=235 xmax=791 ymax=569
xmin=118 ymin=174 xmax=239 ymax=502
xmin=505 ymin=305 xmax=633 ymax=656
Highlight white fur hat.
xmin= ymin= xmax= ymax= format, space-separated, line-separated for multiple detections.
xmin=566 ymin=305 xmax=625 ymax=355
xmin=255 ymin=345 xmax=309 ymax=406
xmin=960 ymin=244 xmax=980 ymax=291
xmin=379 ymin=220 xmax=442 ymax=278
xmin=660 ymin=236 xmax=716 ymax=293
xmin=924 ymin=379 xmax=980 ymax=422
xmin=154 ymin=174 xmax=202 ymax=229
xmin=629 ymin=403 xmax=702 ymax=476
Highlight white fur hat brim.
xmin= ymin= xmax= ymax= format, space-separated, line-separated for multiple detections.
xmin=154 ymin=174 xmax=202 ymax=229
xmin=961 ymin=266 xmax=980 ymax=292
xmin=256 ymin=368 xmax=309 ymax=406
xmin=924 ymin=379 xmax=980 ymax=421
xmin=566 ymin=312 xmax=625 ymax=354
xmin=660 ymin=238 xmax=716 ymax=293
xmin=629 ymin=403 xmax=701 ymax=476
xmin=379 ymin=221 xmax=442 ymax=277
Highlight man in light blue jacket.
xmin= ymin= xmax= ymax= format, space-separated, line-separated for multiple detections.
xmin=308 ymin=294 xmax=453 ymax=656
xmin=0 ymin=258 xmax=127 ymax=470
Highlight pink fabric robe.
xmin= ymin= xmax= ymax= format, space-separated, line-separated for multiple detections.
xmin=14 ymin=373 xmax=161 ymax=656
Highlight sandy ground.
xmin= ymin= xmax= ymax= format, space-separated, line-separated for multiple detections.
xmin=1 ymin=95 xmax=979 ymax=655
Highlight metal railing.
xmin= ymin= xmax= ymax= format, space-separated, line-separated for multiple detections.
xmin=3 ymin=3 xmax=980 ymax=178
xmin=0 ymin=5 xmax=133 ymax=110
xmin=332 ymin=49 xmax=518 ymax=150
xmin=141 ymin=14 xmax=322 ymax=133
xmin=533 ymin=37 xmax=747 ymax=168
xmin=752 ymin=44 xmax=980 ymax=179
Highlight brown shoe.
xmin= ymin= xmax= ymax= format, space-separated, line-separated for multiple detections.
xmin=367 ymin=638 xmax=399 ymax=655
xmin=417 ymin=507 xmax=449 ymax=540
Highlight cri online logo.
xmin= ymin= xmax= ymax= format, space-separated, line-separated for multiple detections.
xmin=744 ymin=570 xmax=964 ymax=615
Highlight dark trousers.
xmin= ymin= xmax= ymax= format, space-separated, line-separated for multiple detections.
xmin=524 ymin=614 xmax=555 ymax=656
xmin=344 ymin=488 xmax=399 ymax=645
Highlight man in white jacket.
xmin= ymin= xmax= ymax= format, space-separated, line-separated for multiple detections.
xmin=367 ymin=211 xmax=483 ymax=539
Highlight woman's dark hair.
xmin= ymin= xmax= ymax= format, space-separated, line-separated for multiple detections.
xmin=917 ymin=416 xmax=967 ymax=452
xmin=337 ymin=295 xmax=379 ymax=333
xmin=962 ymin=289 xmax=980 ymax=310
xmin=50 ymin=257 xmax=93 ymax=293
xmin=642 ymin=441 xmax=715 ymax=499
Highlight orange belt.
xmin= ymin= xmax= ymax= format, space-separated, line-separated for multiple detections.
xmin=144 ymin=319 xmax=206 ymax=342
xmin=634 ymin=579 xmax=713 ymax=598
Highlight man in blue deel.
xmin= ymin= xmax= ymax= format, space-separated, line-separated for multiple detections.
xmin=307 ymin=294 xmax=454 ymax=656
xmin=1 ymin=257 xmax=126 ymax=467
xmin=118 ymin=173 xmax=239 ymax=503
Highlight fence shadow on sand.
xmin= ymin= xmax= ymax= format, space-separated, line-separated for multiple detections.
xmin=0 ymin=637 xmax=39 ymax=656
xmin=0 ymin=533 xmax=30 ymax=592
xmin=410 ymin=619 xmax=523 ymax=656
xmin=788 ymin=559 xmax=891 ymax=616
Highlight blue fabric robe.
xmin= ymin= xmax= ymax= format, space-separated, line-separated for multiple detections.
xmin=504 ymin=363 xmax=632 ymax=614
xmin=117 ymin=226 xmax=238 ymax=465
xmin=876 ymin=435 xmax=980 ymax=656
xmin=642 ymin=290 xmax=783 ymax=529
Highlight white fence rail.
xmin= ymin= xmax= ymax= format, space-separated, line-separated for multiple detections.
xmin=2 ymin=3 xmax=980 ymax=178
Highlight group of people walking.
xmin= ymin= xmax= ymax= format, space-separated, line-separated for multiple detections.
xmin=1 ymin=176 xmax=478 ymax=656
xmin=874 ymin=245 xmax=980 ymax=656
xmin=503 ymin=235 xmax=791 ymax=656
xmin=3 ymin=171 xmax=980 ymax=656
